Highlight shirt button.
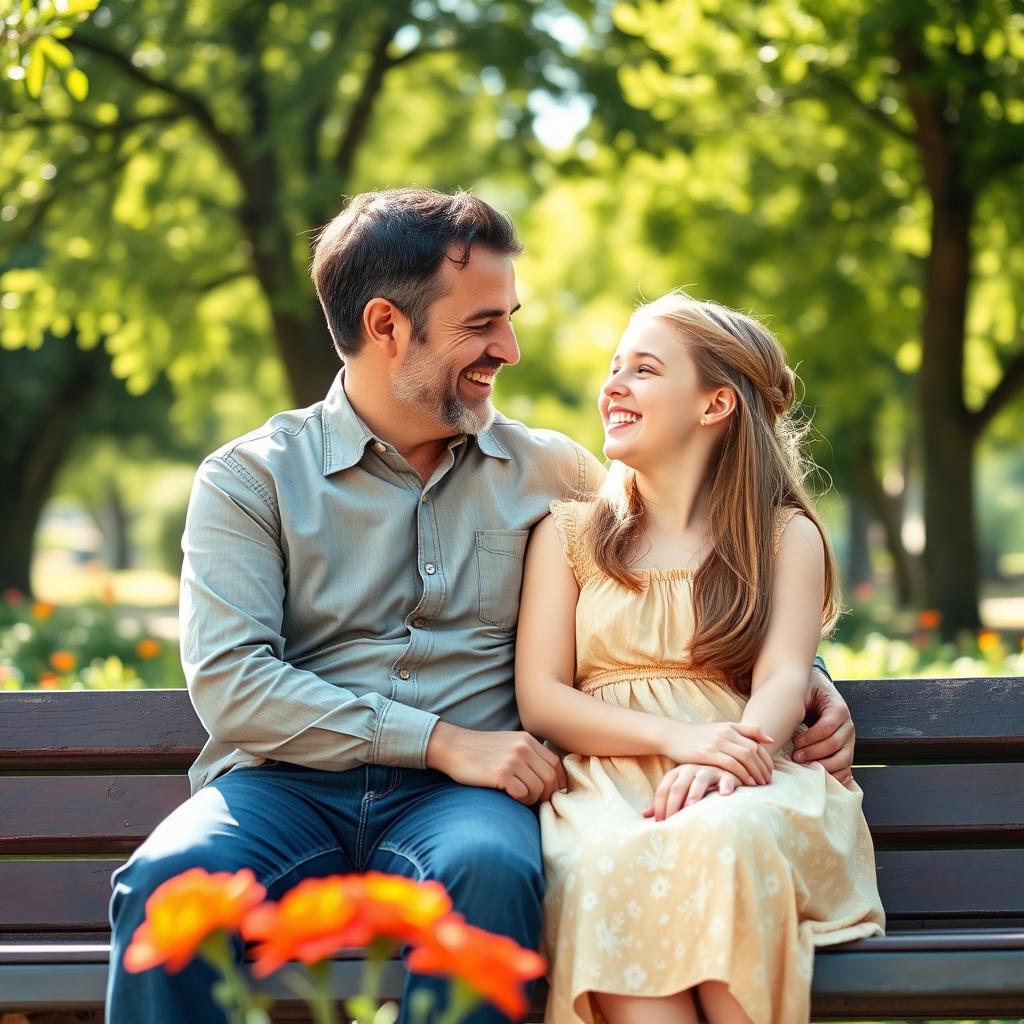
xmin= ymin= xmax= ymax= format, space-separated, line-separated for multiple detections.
xmin=398 ymin=669 xmax=411 ymax=680
xmin=373 ymin=441 xmax=386 ymax=454
xmin=424 ymin=563 xmax=436 ymax=575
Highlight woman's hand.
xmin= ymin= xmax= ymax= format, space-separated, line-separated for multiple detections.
xmin=660 ymin=721 xmax=774 ymax=786
xmin=643 ymin=764 xmax=743 ymax=821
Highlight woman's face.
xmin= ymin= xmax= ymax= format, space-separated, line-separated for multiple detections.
xmin=599 ymin=316 xmax=708 ymax=468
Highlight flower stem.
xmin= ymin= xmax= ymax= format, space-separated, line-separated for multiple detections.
xmin=199 ymin=932 xmax=254 ymax=1024
xmin=306 ymin=959 xmax=338 ymax=1024
xmin=436 ymin=978 xmax=481 ymax=1024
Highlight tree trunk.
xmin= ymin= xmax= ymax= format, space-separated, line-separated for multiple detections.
xmin=919 ymin=195 xmax=980 ymax=635
xmin=845 ymin=493 xmax=873 ymax=591
xmin=0 ymin=342 xmax=109 ymax=594
xmin=271 ymin=302 xmax=341 ymax=407
xmin=851 ymin=433 xmax=918 ymax=607
xmin=96 ymin=478 xmax=132 ymax=571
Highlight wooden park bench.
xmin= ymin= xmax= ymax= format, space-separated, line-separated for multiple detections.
xmin=1 ymin=678 xmax=1023 ymax=1021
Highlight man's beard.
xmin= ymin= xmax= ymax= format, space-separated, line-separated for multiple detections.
xmin=393 ymin=345 xmax=496 ymax=435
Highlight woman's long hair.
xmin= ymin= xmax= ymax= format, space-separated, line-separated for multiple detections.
xmin=582 ymin=292 xmax=840 ymax=694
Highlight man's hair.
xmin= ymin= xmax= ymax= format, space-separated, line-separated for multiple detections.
xmin=311 ymin=188 xmax=524 ymax=358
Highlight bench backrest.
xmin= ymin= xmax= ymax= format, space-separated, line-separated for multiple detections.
xmin=1 ymin=678 xmax=1022 ymax=939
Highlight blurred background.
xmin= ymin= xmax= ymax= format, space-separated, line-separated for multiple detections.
xmin=1 ymin=0 xmax=1023 ymax=692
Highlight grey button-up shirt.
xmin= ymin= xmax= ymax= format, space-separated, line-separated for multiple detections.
xmin=181 ymin=373 xmax=603 ymax=793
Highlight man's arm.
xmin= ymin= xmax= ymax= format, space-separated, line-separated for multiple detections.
xmin=793 ymin=656 xmax=856 ymax=785
xmin=181 ymin=456 xmax=439 ymax=771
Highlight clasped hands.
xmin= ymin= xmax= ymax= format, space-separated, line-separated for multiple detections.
xmin=643 ymin=721 xmax=773 ymax=822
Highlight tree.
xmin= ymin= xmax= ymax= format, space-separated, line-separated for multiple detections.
xmin=608 ymin=0 xmax=1024 ymax=633
xmin=0 ymin=0 xmax=639 ymax=591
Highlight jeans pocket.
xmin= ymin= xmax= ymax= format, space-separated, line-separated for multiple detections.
xmin=475 ymin=529 xmax=529 ymax=629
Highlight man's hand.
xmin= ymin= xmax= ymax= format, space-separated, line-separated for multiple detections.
xmin=793 ymin=667 xmax=855 ymax=785
xmin=425 ymin=721 xmax=568 ymax=804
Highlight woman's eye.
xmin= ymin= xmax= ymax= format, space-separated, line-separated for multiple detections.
xmin=637 ymin=365 xmax=653 ymax=374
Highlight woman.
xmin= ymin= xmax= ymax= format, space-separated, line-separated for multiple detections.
xmin=515 ymin=293 xmax=884 ymax=1024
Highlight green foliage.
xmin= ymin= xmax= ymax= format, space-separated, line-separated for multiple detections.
xmin=1 ymin=0 xmax=98 ymax=99
xmin=0 ymin=588 xmax=183 ymax=689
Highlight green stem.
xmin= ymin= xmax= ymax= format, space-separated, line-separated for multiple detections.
xmin=436 ymin=978 xmax=481 ymax=1024
xmin=198 ymin=932 xmax=254 ymax=1024
xmin=305 ymin=959 xmax=338 ymax=1024
xmin=363 ymin=939 xmax=394 ymax=1005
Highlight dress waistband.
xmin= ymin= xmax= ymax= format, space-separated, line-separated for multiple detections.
xmin=579 ymin=664 xmax=730 ymax=694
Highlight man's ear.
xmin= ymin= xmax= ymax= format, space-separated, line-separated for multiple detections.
xmin=702 ymin=386 xmax=737 ymax=426
xmin=362 ymin=298 xmax=411 ymax=358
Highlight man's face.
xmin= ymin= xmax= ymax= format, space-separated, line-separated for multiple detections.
xmin=392 ymin=245 xmax=520 ymax=435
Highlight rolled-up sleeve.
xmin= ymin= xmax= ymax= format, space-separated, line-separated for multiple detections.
xmin=180 ymin=457 xmax=438 ymax=771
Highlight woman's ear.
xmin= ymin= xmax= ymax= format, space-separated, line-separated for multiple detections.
xmin=362 ymin=298 xmax=412 ymax=358
xmin=702 ymin=387 xmax=737 ymax=426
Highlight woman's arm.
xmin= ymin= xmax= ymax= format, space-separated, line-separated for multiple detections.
xmin=741 ymin=514 xmax=827 ymax=756
xmin=515 ymin=515 xmax=670 ymax=757
xmin=516 ymin=516 xmax=772 ymax=785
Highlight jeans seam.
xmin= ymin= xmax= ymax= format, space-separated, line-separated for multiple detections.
xmin=262 ymin=845 xmax=351 ymax=890
xmin=376 ymin=843 xmax=427 ymax=880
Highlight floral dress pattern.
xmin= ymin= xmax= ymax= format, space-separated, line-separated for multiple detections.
xmin=540 ymin=500 xmax=884 ymax=1024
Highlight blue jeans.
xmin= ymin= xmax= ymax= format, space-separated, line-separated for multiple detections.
xmin=106 ymin=763 xmax=544 ymax=1024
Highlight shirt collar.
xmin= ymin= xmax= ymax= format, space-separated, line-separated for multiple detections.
xmin=321 ymin=371 xmax=511 ymax=475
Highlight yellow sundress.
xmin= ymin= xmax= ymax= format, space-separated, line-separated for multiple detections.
xmin=540 ymin=500 xmax=884 ymax=1024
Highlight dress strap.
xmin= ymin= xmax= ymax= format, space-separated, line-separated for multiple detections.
xmin=549 ymin=500 xmax=597 ymax=588
xmin=772 ymin=505 xmax=802 ymax=555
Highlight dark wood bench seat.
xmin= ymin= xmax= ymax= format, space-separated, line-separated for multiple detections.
xmin=2 ymin=678 xmax=1023 ymax=1020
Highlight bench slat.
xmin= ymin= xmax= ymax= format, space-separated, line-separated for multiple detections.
xmin=2 ymin=848 xmax=1021 ymax=934
xmin=0 ymin=690 xmax=206 ymax=770
xmin=3 ymin=940 xmax=1024 ymax=1018
xmin=2 ymin=678 xmax=1022 ymax=770
xmin=857 ymin=763 xmax=1024 ymax=842
xmin=3 ymin=763 xmax=1023 ymax=854
xmin=840 ymin=676 xmax=1024 ymax=760
xmin=0 ymin=775 xmax=190 ymax=853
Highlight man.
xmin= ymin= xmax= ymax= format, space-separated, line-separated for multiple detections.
xmin=107 ymin=188 xmax=854 ymax=1024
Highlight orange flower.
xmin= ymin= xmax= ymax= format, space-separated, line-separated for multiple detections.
xmin=50 ymin=651 xmax=77 ymax=673
xmin=977 ymin=630 xmax=1001 ymax=654
xmin=358 ymin=872 xmax=452 ymax=945
xmin=243 ymin=875 xmax=367 ymax=978
xmin=406 ymin=914 xmax=546 ymax=1019
xmin=124 ymin=868 xmax=265 ymax=975
xmin=38 ymin=672 xmax=60 ymax=690
xmin=852 ymin=582 xmax=874 ymax=603
xmin=32 ymin=601 xmax=55 ymax=620
xmin=243 ymin=872 xmax=452 ymax=979
xmin=917 ymin=609 xmax=941 ymax=630
xmin=100 ymin=580 xmax=116 ymax=605
xmin=135 ymin=639 xmax=162 ymax=660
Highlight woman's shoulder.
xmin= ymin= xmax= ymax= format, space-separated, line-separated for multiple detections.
xmin=547 ymin=499 xmax=599 ymax=584
xmin=773 ymin=506 xmax=822 ymax=558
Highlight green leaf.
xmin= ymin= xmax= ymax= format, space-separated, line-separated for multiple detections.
xmin=65 ymin=65 xmax=88 ymax=99
xmin=60 ymin=0 xmax=101 ymax=14
xmin=38 ymin=36 xmax=73 ymax=68
xmin=25 ymin=40 xmax=46 ymax=97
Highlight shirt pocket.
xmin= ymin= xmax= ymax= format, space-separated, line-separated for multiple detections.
xmin=475 ymin=529 xmax=530 ymax=630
